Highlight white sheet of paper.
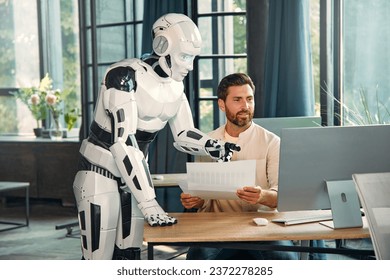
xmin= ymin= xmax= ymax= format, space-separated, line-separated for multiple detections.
xmin=180 ymin=160 xmax=256 ymax=200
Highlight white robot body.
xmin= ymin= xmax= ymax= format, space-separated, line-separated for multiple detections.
xmin=95 ymin=59 xmax=186 ymax=134
xmin=79 ymin=139 xmax=121 ymax=177
xmin=73 ymin=13 xmax=239 ymax=260
xmin=73 ymin=171 xmax=144 ymax=260
xmin=132 ymin=60 xmax=186 ymax=132
xmin=109 ymin=141 xmax=156 ymax=202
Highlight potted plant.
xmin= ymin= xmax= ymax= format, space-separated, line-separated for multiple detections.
xmin=12 ymin=73 xmax=80 ymax=138
xmin=11 ymin=76 xmax=50 ymax=136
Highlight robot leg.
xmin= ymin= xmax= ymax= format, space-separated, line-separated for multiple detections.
xmin=73 ymin=170 xmax=120 ymax=260
xmin=112 ymin=188 xmax=144 ymax=260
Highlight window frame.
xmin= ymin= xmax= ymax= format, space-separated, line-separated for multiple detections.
xmin=78 ymin=0 xmax=143 ymax=139
xmin=320 ymin=0 xmax=342 ymax=127
xmin=191 ymin=1 xmax=247 ymax=131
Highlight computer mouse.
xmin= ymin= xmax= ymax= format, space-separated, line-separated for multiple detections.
xmin=253 ymin=217 xmax=268 ymax=226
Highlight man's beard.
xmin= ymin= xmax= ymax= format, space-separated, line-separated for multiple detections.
xmin=226 ymin=108 xmax=253 ymax=127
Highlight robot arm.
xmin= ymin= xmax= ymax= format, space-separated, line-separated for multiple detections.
xmin=169 ymin=96 xmax=240 ymax=162
xmin=174 ymin=129 xmax=240 ymax=162
xmin=103 ymin=66 xmax=177 ymax=226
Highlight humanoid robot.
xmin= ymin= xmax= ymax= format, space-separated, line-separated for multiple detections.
xmin=73 ymin=13 xmax=239 ymax=260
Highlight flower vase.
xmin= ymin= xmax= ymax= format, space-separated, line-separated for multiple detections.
xmin=49 ymin=113 xmax=63 ymax=140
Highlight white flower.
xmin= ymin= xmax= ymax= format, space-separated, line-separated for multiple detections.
xmin=30 ymin=94 xmax=40 ymax=105
xmin=45 ymin=92 xmax=57 ymax=106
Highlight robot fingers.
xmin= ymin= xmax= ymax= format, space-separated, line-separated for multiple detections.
xmin=139 ymin=200 xmax=178 ymax=227
xmin=163 ymin=214 xmax=178 ymax=226
xmin=147 ymin=215 xmax=159 ymax=227
xmin=218 ymin=142 xmax=241 ymax=162
xmin=205 ymin=139 xmax=241 ymax=162
xmin=225 ymin=142 xmax=241 ymax=152
xmin=147 ymin=214 xmax=178 ymax=227
xmin=167 ymin=216 xmax=178 ymax=225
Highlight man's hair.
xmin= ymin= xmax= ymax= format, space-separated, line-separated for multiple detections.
xmin=217 ymin=73 xmax=255 ymax=101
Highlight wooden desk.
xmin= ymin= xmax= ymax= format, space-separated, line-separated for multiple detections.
xmin=152 ymin=173 xmax=186 ymax=187
xmin=144 ymin=211 xmax=373 ymax=260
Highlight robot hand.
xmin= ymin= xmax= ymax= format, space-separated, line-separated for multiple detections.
xmin=138 ymin=199 xmax=178 ymax=227
xmin=205 ymin=140 xmax=241 ymax=162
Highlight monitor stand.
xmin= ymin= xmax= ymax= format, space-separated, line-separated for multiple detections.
xmin=320 ymin=180 xmax=363 ymax=229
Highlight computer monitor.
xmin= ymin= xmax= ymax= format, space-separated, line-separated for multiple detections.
xmin=253 ymin=116 xmax=321 ymax=137
xmin=277 ymin=124 xmax=390 ymax=229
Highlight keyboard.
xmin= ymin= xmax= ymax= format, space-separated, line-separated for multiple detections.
xmin=272 ymin=212 xmax=333 ymax=226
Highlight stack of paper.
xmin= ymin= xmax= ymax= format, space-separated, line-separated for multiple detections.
xmin=179 ymin=160 xmax=256 ymax=200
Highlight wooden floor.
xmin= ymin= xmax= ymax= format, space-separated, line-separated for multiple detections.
xmin=0 ymin=198 xmax=187 ymax=260
xmin=0 ymin=197 xmax=374 ymax=260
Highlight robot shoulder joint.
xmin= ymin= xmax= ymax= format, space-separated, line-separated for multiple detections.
xmin=105 ymin=66 xmax=136 ymax=93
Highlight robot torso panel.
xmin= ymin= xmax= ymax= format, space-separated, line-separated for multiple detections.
xmin=94 ymin=58 xmax=188 ymax=136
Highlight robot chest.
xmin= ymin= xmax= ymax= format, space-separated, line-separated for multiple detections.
xmin=135 ymin=86 xmax=182 ymax=121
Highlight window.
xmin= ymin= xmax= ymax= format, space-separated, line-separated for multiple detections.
xmin=310 ymin=0 xmax=320 ymax=116
xmin=194 ymin=0 xmax=247 ymax=133
xmin=79 ymin=0 xmax=143 ymax=138
xmin=321 ymin=0 xmax=390 ymax=126
xmin=194 ymin=1 xmax=321 ymax=129
xmin=0 ymin=0 xmax=81 ymax=136
xmin=0 ymin=1 xmax=40 ymax=134
xmin=342 ymin=0 xmax=390 ymax=125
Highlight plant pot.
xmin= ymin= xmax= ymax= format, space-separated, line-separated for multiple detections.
xmin=33 ymin=128 xmax=42 ymax=137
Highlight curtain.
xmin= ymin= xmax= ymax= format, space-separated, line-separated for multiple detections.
xmin=263 ymin=0 xmax=314 ymax=117
xmin=141 ymin=0 xmax=188 ymax=174
xmin=141 ymin=0 xmax=187 ymax=55
xmin=247 ymin=0 xmax=269 ymax=118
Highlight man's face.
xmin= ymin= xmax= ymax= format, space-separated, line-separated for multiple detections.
xmin=219 ymin=84 xmax=255 ymax=127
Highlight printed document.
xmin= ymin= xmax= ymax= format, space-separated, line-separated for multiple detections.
xmin=179 ymin=160 xmax=256 ymax=200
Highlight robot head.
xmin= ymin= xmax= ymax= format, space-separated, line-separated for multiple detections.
xmin=152 ymin=13 xmax=202 ymax=82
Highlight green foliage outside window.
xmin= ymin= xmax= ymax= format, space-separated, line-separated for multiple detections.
xmin=60 ymin=0 xmax=81 ymax=130
xmin=0 ymin=0 xmax=80 ymax=135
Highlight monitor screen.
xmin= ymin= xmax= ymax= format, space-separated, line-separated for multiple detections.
xmin=277 ymin=124 xmax=390 ymax=212
xmin=253 ymin=116 xmax=321 ymax=137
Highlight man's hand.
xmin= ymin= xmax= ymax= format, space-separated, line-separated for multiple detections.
xmin=180 ymin=193 xmax=204 ymax=209
xmin=236 ymin=186 xmax=262 ymax=204
xmin=205 ymin=139 xmax=240 ymax=162
xmin=236 ymin=186 xmax=278 ymax=208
